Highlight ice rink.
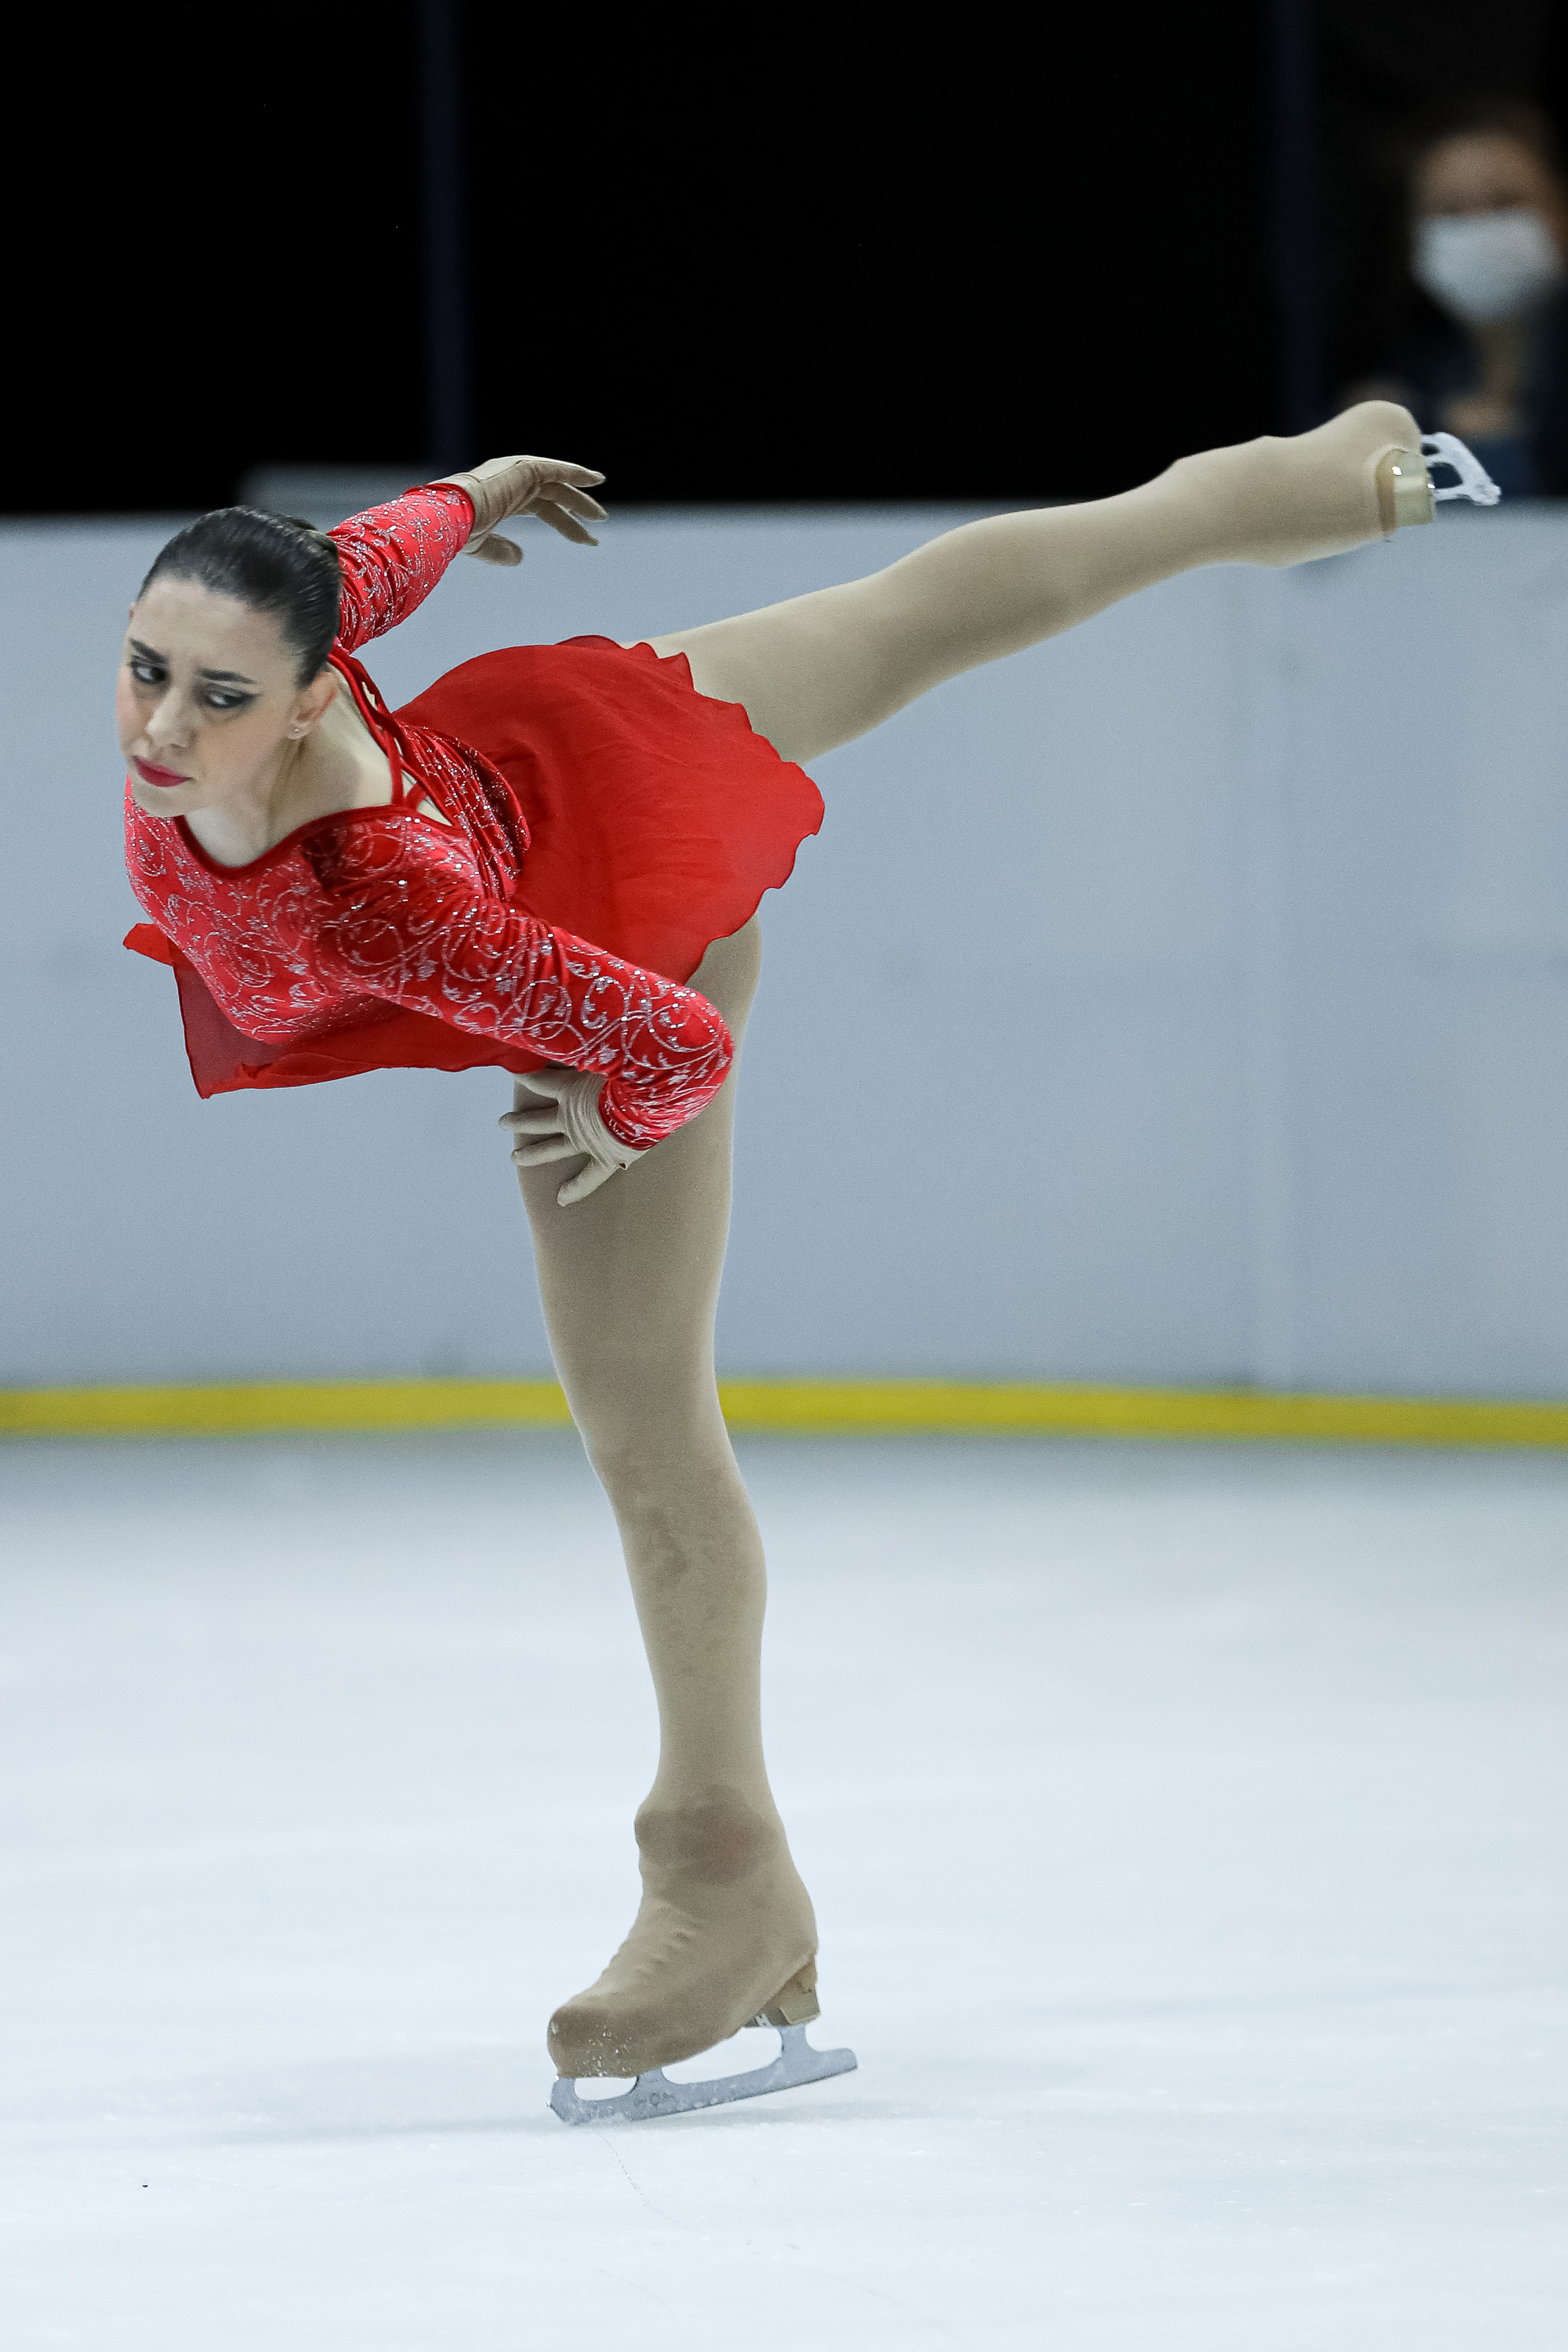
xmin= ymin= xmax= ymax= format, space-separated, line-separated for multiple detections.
xmin=4 ymin=1432 xmax=1566 ymax=2350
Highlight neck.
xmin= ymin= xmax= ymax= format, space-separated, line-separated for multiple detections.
xmin=182 ymin=735 xmax=312 ymax=868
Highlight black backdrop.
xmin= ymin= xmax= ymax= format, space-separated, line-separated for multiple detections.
xmin=9 ymin=2 xmax=1566 ymax=516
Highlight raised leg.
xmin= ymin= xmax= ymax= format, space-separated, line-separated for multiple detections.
xmin=513 ymin=918 xmax=818 ymax=2077
xmin=644 ymin=400 xmax=1423 ymax=763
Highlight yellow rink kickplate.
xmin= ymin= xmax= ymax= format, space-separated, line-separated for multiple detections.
xmin=4 ymin=1377 xmax=1568 ymax=1449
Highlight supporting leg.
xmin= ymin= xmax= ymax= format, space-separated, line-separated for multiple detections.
xmin=514 ymin=920 xmax=818 ymax=2077
xmin=644 ymin=400 xmax=1423 ymax=762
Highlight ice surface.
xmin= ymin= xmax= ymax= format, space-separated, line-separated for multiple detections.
xmin=2 ymin=1433 xmax=1566 ymax=2348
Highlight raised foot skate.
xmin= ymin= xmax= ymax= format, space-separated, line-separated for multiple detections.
xmin=1377 ymin=430 xmax=1502 ymax=529
xmin=1177 ymin=403 xmax=1502 ymax=568
xmin=1401 ymin=435 xmax=1504 ymax=527
xmin=550 ymin=2019 xmax=858 ymax=2125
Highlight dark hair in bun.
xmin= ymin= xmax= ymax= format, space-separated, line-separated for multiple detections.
xmin=138 ymin=508 xmax=342 ymax=683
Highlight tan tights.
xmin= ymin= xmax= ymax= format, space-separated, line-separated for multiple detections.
xmin=516 ymin=921 xmax=817 ymax=2076
xmin=521 ymin=401 xmax=1421 ymax=2075
xmin=647 ymin=400 xmax=1421 ymax=761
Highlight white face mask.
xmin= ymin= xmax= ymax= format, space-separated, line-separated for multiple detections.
xmin=1413 ymin=208 xmax=1566 ymax=326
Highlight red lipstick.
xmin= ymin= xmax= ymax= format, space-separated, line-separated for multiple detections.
xmin=133 ymin=757 xmax=191 ymax=788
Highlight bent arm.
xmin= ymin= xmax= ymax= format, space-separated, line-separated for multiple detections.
xmin=308 ymin=877 xmax=733 ymax=1146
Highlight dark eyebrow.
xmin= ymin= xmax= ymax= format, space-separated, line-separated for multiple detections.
xmin=126 ymin=637 xmax=259 ymax=688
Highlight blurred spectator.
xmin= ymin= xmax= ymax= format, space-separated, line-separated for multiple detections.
xmin=1367 ymin=100 xmax=1568 ymax=495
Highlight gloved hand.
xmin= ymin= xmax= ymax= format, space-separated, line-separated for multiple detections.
xmin=500 ymin=1067 xmax=644 ymax=1205
xmin=437 ymin=455 xmax=607 ymax=568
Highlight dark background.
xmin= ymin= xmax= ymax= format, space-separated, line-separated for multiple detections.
xmin=9 ymin=1 xmax=1566 ymax=515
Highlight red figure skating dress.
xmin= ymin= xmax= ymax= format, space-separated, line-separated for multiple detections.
xmin=123 ymin=485 xmax=824 ymax=1146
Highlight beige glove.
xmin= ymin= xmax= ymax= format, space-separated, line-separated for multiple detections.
xmin=500 ymin=1067 xmax=644 ymax=1205
xmin=437 ymin=455 xmax=607 ymax=568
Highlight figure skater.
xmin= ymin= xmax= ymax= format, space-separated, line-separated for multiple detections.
xmin=118 ymin=402 xmax=1494 ymax=2118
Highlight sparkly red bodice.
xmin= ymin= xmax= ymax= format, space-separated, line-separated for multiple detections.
xmin=122 ymin=487 xmax=734 ymax=1145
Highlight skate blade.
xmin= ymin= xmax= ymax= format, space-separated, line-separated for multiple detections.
xmin=549 ymin=2024 xmax=858 ymax=2125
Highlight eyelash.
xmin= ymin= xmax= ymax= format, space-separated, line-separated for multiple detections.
xmin=128 ymin=659 xmax=254 ymax=713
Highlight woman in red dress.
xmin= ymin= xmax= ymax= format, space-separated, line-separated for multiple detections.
xmin=120 ymin=405 xmax=1456 ymax=2094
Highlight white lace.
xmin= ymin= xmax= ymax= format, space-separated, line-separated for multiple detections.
xmin=1421 ymin=432 xmax=1503 ymax=506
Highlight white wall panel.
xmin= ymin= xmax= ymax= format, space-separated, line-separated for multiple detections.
xmin=2 ymin=502 xmax=1563 ymax=1392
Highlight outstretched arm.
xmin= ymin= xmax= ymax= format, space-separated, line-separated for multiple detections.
xmin=331 ymin=456 xmax=607 ymax=650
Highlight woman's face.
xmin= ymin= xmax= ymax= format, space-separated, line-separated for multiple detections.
xmin=1415 ymin=132 xmax=1568 ymax=256
xmin=118 ymin=578 xmax=332 ymax=819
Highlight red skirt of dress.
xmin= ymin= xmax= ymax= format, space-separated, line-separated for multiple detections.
xmin=127 ymin=639 xmax=824 ymax=1095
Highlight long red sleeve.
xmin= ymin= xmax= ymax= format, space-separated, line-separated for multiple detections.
xmin=330 ymin=484 xmax=476 ymax=650
xmin=300 ymin=826 xmax=732 ymax=1146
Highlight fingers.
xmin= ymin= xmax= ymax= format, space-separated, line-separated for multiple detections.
xmin=464 ymin=532 xmax=524 ymax=565
xmin=535 ymin=460 xmax=605 ymax=489
xmin=557 ymin=1159 xmax=618 ymax=1206
xmin=504 ymin=1069 xmax=572 ymax=1110
xmin=500 ymin=1066 xmax=624 ymax=1200
xmin=474 ymin=456 xmax=604 ymax=492
xmin=503 ymin=1076 xmax=575 ymax=1165
xmin=508 ymin=1129 xmax=618 ymax=1197
xmin=499 ymin=1106 xmax=567 ymax=1138
xmin=510 ymin=1137 xmax=579 ymax=1167
xmin=539 ymin=482 xmax=608 ymax=521
xmin=534 ymin=503 xmax=598 ymax=546
xmin=456 ymin=459 xmax=606 ymax=552
xmin=527 ymin=474 xmax=605 ymax=539
xmin=502 ymin=1094 xmax=574 ymax=1160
